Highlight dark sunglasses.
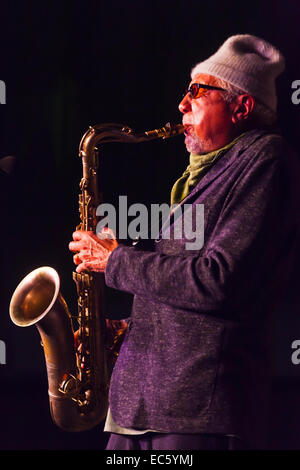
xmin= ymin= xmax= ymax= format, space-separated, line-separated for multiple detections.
xmin=183 ymin=83 xmax=226 ymax=99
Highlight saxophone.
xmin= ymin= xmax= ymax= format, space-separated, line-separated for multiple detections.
xmin=9 ymin=122 xmax=185 ymax=432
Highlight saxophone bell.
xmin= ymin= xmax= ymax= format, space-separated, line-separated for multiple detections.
xmin=9 ymin=266 xmax=107 ymax=431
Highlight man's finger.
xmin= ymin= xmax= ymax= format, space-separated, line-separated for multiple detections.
xmin=96 ymin=227 xmax=116 ymax=240
xmin=76 ymin=261 xmax=89 ymax=273
xmin=73 ymin=253 xmax=81 ymax=265
xmin=72 ymin=230 xmax=94 ymax=241
xmin=69 ymin=240 xmax=83 ymax=252
xmin=76 ymin=259 xmax=106 ymax=273
xmin=102 ymin=227 xmax=116 ymax=239
xmin=72 ymin=231 xmax=83 ymax=241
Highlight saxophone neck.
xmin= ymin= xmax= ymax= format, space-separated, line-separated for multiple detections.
xmin=78 ymin=122 xmax=186 ymax=156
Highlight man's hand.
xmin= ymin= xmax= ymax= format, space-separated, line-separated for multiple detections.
xmin=69 ymin=228 xmax=118 ymax=273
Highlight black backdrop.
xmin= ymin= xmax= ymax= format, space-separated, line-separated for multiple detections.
xmin=0 ymin=0 xmax=300 ymax=450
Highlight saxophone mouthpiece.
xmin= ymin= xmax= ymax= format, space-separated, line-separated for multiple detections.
xmin=145 ymin=122 xmax=186 ymax=140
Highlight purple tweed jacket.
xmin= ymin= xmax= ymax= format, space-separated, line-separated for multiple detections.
xmin=104 ymin=128 xmax=300 ymax=448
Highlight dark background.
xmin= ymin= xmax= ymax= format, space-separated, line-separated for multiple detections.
xmin=0 ymin=0 xmax=300 ymax=450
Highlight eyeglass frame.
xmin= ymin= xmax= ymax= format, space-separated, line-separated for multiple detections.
xmin=183 ymin=83 xmax=226 ymax=99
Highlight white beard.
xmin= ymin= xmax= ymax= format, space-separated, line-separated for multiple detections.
xmin=184 ymin=134 xmax=208 ymax=155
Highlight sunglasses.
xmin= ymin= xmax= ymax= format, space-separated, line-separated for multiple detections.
xmin=183 ymin=83 xmax=226 ymax=99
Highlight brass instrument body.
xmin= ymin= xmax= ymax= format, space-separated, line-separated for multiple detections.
xmin=9 ymin=122 xmax=185 ymax=432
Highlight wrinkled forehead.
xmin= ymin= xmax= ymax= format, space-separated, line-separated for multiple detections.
xmin=189 ymin=73 xmax=221 ymax=87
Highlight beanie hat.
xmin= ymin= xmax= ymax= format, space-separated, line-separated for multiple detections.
xmin=191 ymin=34 xmax=285 ymax=113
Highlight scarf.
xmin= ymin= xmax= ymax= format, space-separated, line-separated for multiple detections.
xmin=170 ymin=134 xmax=244 ymax=206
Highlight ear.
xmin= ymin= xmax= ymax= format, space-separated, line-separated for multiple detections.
xmin=231 ymin=94 xmax=255 ymax=124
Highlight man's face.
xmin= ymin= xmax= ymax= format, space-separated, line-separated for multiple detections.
xmin=179 ymin=73 xmax=236 ymax=154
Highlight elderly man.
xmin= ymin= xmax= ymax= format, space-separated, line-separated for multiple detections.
xmin=69 ymin=35 xmax=299 ymax=450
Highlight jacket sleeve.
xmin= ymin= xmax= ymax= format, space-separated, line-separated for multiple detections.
xmin=104 ymin=153 xmax=283 ymax=313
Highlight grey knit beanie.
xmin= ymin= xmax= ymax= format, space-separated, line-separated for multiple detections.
xmin=191 ymin=34 xmax=285 ymax=113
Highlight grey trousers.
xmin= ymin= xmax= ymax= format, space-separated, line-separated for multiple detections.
xmin=106 ymin=432 xmax=246 ymax=450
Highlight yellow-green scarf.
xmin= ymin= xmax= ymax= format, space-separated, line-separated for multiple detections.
xmin=170 ymin=134 xmax=244 ymax=205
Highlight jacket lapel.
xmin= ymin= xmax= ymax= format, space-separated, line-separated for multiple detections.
xmin=159 ymin=128 xmax=269 ymax=236
xmin=181 ymin=128 xmax=268 ymax=205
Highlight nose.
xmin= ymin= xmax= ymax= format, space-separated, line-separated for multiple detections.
xmin=178 ymin=93 xmax=191 ymax=114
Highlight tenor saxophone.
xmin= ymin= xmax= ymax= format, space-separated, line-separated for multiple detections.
xmin=9 ymin=122 xmax=185 ymax=432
